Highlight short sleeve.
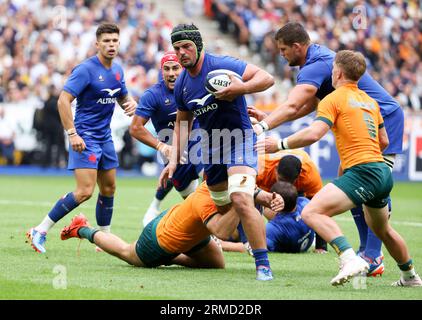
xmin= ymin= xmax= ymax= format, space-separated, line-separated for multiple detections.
xmin=135 ymin=89 xmax=156 ymax=119
xmin=214 ymin=55 xmax=247 ymax=77
xmin=63 ymin=64 xmax=90 ymax=97
xmin=174 ymin=73 xmax=189 ymax=111
xmin=315 ymin=95 xmax=337 ymax=127
xmin=297 ymin=60 xmax=331 ymax=89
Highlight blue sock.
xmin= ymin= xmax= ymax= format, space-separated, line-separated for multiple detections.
xmin=156 ymin=180 xmax=173 ymax=200
xmin=237 ymin=223 xmax=248 ymax=243
xmin=365 ymin=229 xmax=383 ymax=260
xmin=47 ymin=192 xmax=79 ymax=222
xmin=252 ymin=249 xmax=270 ymax=269
xmin=351 ymin=206 xmax=367 ymax=253
xmin=96 ymin=194 xmax=114 ymax=227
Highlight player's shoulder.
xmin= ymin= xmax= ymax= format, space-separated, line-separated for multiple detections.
xmin=206 ymin=52 xmax=246 ymax=68
xmin=301 ymin=44 xmax=334 ymax=70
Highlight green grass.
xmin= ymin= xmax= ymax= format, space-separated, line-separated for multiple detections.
xmin=1 ymin=176 xmax=422 ymax=300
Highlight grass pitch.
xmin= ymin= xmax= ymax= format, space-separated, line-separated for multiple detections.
xmin=0 ymin=175 xmax=422 ymax=300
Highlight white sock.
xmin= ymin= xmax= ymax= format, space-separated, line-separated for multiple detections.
xmin=35 ymin=215 xmax=55 ymax=233
xmin=149 ymin=198 xmax=161 ymax=211
xmin=402 ymin=268 xmax=417 ymax=280
xmin=340 ymin=248 xmax=356 ymax=264
xmin=98 ymin=225 xmax=110 ymax=233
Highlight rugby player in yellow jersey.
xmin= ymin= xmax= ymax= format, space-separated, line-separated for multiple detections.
xmin=60 ymin=182 xmax=283 ymax=269
xmin=262 ymin=50 xmax=421 ymax=287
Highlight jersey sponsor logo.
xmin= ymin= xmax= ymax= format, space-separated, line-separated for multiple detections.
xmin=101 ymin=88 xmax=121 ymax=97
xmin=96 ymin=97 xmax=117 ymax=104
xmin=348 ymin=97 xmax=376 ymax=111
xmin=98 ymin=75 xmax=104 ymax=82
xmin=165 ymin=98 xmax=171 ymax=105
xmin=168 ymin=111 xmax=178 ymax=116
xmin=192 ymin=103 xmax=218 ymax=117
xmin=188 ymin=93 xmax=212 ymax=107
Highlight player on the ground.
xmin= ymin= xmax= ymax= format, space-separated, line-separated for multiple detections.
xmin=159 ymin=23 xmax=275 ymax=280
xmin=252 ymin=22 xmax=404 ymax=276
xmin=130 ymin=52 xmax=203 ymax=227
xmin=220 ymin=181 xmax=315 ymax=254
xmin=235 ymin=150 xmax=323 ymax=252
xmin=273 ymin=50 xmax=421 ymax=287
xmin=61 ymin=182 xmax=282 ymax=269
xmin=27 ymin=23 xmax=137 ymax=253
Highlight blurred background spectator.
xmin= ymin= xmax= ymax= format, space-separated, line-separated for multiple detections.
xmin=0 ymin=0 xmax=421 ymax=170
xmin=209 ymin=0 xmax=422 ymax=113
xmin=0 ymin=106 xmax=16 ymax=165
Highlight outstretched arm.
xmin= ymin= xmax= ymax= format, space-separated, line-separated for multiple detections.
xmin=117 ymin=94 xmax=137 ymax=116
xmin=254 ymin=84 xmax=318 ymax=134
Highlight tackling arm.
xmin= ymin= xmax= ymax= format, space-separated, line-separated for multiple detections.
xmin=261 ymin=84 xmax=318 ymax=130
xmin=206 ymin=208 xmax=240 ymax=240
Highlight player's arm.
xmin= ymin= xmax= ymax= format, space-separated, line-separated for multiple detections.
xmin=117 ymin=94 xmax=137 ymax=116
xmin=205 ymin=208 xmax=240 ymax=240
xmin=254 ymin=188 xmax=284 ymax=212
xmin=214 ymin=64 xmax=274 ymax=101
xmin=279 ymin=120 xmax=330 ymax=150
xmin=57 ymin=90 xmax=86 ymax=153
xmin=254 ymin=84 xmax=318 ymax=134
xmin=159 ymin=110 xmax=193 ymax=187
xmin=378 ymin=125 xmax=389 ymax=152
xmin=129 ymin=115 xmax=172 ymax=160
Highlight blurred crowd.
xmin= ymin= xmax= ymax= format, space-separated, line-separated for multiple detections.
xmin=1 ymin=0 xmax=421 ymax=167
xmin=209 ymin=0 xmax=422 ymax=112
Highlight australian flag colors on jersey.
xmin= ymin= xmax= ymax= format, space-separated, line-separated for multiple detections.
xmin=64 ymin=55 xmax=127 ymax=170
xmin=174 ymin=53 xmax=257 ymax=185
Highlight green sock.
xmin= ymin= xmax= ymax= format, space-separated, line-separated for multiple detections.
xmin=77 ymin=227 xmax=99 ymax=243
xmin=398 ymin=259 xmax=413 ymax=271
xmin=330 ymin=236 xmax=352 ymax=255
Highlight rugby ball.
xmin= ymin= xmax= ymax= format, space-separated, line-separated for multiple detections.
xmin=205 ymin=69 xmax=242 ymax=94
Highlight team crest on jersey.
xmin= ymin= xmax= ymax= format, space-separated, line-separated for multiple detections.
xmin=115 ymin=71 xmax=121 ymax=81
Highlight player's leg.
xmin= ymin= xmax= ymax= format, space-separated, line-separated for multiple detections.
xmin=143 ymin=179 xmax=173 ymax=227
xmin=171 ymin=237 xmax=225 ymax=268
xmin=227 ymin=165 xmax=273 ymax=281
xmin=173 ymin=162 xmax=202 ymax=199
xmin=60 ymin=214 xmax=144 ymax=267
xmin=27 ymin=168 xmax=97 ymax=253
xmin=96 ymin=168 xmax=116 ymax=233
xmin=95 ymin=140 xmax=119 ymax=233
xmin=363 ymin=204 xmax=422 ymax=287
xmin=301 ymin=183 xmax=369 ymax=285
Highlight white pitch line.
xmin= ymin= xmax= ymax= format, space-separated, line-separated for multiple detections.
xmin=335 ymin=216 xmax=422 ymax=228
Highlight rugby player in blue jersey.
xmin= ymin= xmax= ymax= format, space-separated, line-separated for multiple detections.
xmin=159 ymin=24 xmax=275 ymax=281
xmin=130 ymin=52 xmax=203 ymax=227
xmin=27 ymin=23 xmax=137 ymax=253
xmin=252 ymin=22 xmax=404 ymax=276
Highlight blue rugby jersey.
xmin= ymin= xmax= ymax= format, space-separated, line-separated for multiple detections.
xmin=174 ymin=53 xmax=255 ymax=160
xmin=63 ymin=55 xmax=128 ymax=142
xmin=298 ymin=44 xmax=400 ymax=118
xmin=266 ymin=197 xmax=315 ymax=253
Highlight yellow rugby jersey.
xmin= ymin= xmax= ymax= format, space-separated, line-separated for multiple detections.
xmin=256 ymin=150 xmax=323 ymax=198
xmin=156 ymin=182 xmax=218 ymax=253
xmin=316 ymin=83 xmax=384 ymax=170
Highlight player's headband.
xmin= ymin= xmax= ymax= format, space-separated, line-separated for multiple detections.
xmin=160 ymin=51 xmax=180 ymax=69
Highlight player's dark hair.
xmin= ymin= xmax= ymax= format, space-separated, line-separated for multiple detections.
xmin=171 ymin=23 xmax=203 ymax=67
xmin=274 ymin=22 xmax=310 ymax=46
xmin=335 ymin=50 xmax=367 ymax=81
xmin=277 ymin=155 xmax=302 ymax=183
xmin=270 ymin=181 xmax=298 ymax=213
xmin=96 ymin=22 xmax=120 ymax=39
